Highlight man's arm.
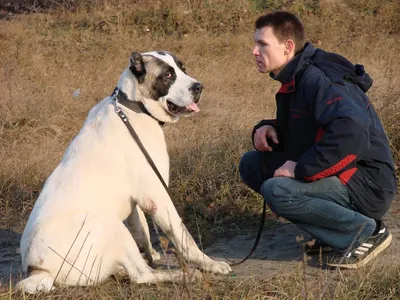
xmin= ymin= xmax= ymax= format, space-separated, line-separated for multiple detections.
xmin=294 ymin=83 xmax=371 ymax=181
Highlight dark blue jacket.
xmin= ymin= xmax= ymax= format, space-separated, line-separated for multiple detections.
xmin=252 ymin=43 xmax=397 ymax=220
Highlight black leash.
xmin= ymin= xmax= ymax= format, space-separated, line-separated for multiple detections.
xmin=111 ymin=87 xmax=265 ymax=267
xmin=229 ymin=154 xmax=269 ymax=266
xmin=229 ymin=200 xmax=266 ymax=266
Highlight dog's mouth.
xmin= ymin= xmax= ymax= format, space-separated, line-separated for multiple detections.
xmin=166 ymin=98 xmax=200 ymax=115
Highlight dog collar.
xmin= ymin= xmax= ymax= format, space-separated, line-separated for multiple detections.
xmin=111 ymin=87 xmax=164 ymax=126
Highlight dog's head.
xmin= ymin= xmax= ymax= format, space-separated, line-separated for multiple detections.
xmin=117 ymin=51 xmax=202 ymax=123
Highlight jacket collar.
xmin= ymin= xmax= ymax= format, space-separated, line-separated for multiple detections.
xmin=270 ymin=42 xmax=316 ymax=84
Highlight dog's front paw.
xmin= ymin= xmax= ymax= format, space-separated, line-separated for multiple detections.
xmin=203 ymin=261 xmax=232 ymax=275
xmin=144 ymin=249 xmax=162 ymax=266
xmin=150 ymin=249 xmax=161 ymax=262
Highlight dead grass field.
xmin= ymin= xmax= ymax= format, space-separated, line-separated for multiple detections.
xmin=0 ymin=0 xmax=399 ymax=298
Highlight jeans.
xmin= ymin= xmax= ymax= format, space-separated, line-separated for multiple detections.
xmin=239 ymin=151 xmax=376 ymax=251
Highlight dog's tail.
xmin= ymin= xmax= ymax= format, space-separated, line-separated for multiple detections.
xmin=16 ymin=269 xmax=55 ymax=294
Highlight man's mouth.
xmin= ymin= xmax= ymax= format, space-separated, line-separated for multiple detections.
xmin=256 ymin=61 xmax=264 ymax=67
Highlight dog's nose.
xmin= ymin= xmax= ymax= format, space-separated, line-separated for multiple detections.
xmin=189 ymin=82 xmax=203 ymax=95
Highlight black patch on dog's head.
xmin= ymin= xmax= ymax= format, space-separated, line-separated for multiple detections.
xmin=129 ymin=52 xmax=146 ymax=84
xmin=148 ymin=57 xmax=177 ymax=100
xmin=157 ymin=51 xmax=166 ymax=56
xmin=170 ymin=54 xmax=187 ymax=74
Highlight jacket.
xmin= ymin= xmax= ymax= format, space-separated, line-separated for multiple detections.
xmin=252 ymin=42 xmax=397 ymax=220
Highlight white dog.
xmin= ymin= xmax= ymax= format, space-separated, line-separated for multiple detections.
xmin=17 ymin=51 xmax=231 ymax=294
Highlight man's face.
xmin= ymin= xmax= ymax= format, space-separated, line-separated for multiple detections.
xmin=253 ymin=26 xmax=288 ymax=75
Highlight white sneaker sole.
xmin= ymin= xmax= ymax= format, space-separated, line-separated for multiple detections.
xmin=326 ymin=233 xmax=392 ymax=269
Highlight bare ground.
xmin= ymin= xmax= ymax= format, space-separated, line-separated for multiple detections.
xmin=1 ymin=196 xmax=399 ymax=289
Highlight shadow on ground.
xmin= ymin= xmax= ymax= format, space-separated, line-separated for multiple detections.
xmin=0 ymin=229 xmax=22 ymax=285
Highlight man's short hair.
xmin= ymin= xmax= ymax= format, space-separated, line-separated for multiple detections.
xmin=255 ymin=11 xmax=305 ymax=54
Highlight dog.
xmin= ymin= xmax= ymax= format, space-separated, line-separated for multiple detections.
xmin=17 ymin=51 xmax=231 ymax=294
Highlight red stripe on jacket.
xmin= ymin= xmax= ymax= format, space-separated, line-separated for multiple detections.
xmin=304 ymin=154 xmax=357 ymax=182
xmin=327 ymin=96 xmax=343 ymax=105
xmin=339 ymin=167 xmax=358 ymax=185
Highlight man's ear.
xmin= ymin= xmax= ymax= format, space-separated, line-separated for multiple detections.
xmin=284 ymin=40 xmax=295 ymax=56
xmin=129 ymin=52 xmax=146 ymax=84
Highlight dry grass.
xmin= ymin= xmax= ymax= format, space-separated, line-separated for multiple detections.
xmin=2 ymin=262 xmax=400 ymax=299
xmin=0 ymin=0 xmax=399 ymax=298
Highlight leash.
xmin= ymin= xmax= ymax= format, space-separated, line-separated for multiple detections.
xmin=228 ymin=153 xmax=269 ymax=267
xmin=111 ymin=87 xmax=264 ymax=267
xmin=111 ymin=88 xmax=169 ymax=193
xmin=228 ymin=200 xmax=266 ymax=266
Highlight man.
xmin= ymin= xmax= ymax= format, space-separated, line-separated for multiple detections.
xmin=239 ymin=11 xmax=397 ymax=268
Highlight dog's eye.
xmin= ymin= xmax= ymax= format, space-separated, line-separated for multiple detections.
xmin=165 ymin=72 xmax=173 ymax=78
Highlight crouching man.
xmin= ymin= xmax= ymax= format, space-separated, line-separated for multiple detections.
xmin=239 ymin=11 xmax=397 ymax=268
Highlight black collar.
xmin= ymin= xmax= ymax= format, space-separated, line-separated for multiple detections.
xmin=111 ymin=87 xmax=164 ymax=126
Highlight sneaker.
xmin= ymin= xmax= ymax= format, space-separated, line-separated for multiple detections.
xmin=304 ymin=239 xmax=333 ymax=255
xmin=325 ymin=224 xmax=392 ymax=269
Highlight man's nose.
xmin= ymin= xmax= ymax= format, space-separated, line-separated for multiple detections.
xmin=252 ymin=45 xmax=259 ymax=56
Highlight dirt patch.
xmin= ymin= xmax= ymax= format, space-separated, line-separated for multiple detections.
xmin=205 ymin=223 xmax=311 ymax=276
xmin=205 ymin=198 xmax=400 ymax=278
xmin=1 ymin=198 xmax=400 ymax=287
xmin=0 ymin=229 xmax=22 ymax=285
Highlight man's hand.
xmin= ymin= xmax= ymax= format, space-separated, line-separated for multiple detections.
xmin=274 ymin=160 xmax=297 ymax=178
xmin=254 ymin=125 xmax=279 ymax=152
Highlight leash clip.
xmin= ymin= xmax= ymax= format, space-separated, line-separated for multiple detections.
xmin=111 ymin=88 xmax=121 ymax=113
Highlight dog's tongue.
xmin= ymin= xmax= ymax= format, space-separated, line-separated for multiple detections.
xmin=186 ymin=102 xmax=200 ymax=112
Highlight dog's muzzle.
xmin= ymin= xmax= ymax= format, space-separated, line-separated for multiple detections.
xmin=166 ymin=82 xmax=202 ymax=115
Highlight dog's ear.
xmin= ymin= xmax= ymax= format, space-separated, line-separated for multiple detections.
xmin=129 ymin=52 xmax=146 ymax=84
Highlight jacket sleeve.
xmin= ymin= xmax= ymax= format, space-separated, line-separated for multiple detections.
xmin=251 ymin=119 xmax=283 ymax=152
xmin=294 ymin=83 xmax=371 ymax=181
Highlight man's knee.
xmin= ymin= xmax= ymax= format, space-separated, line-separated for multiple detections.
xmin=260 ymin=177 xmax=294 ymax=215
xmin=239 ymin=151 xmax=260 ymax=185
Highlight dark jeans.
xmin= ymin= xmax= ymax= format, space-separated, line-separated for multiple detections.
xmin=239 ymin=150 xmax=376 ymax=251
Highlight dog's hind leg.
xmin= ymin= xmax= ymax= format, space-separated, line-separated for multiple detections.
xmin=125 ymin=203 xmax=161 ymax=265
xmin=16 ymin=271 xmax=55 ymax=294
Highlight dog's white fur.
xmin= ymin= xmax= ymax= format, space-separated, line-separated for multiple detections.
xmin=17 ymin=51 xmax=231 ymax=294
